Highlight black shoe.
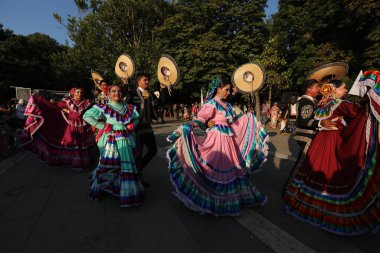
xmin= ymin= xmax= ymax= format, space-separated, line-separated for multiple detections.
xmin=141 ymin=179 xmax=150 ymax=188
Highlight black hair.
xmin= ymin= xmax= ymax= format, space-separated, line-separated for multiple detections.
xmin=220 ymin=79 xmax=232 ymax=88
xmin=209 ymin=78 xmax=232 ymax=98
xmin=109 ymin=84 xmax=121 ymax=89
xmin=302 ymin=79 xmax=320 ymax=94
xmin=136 ymin=73 xmax=149 ymax=82
xmin=329 ymin=79 xmax=344 ymax=88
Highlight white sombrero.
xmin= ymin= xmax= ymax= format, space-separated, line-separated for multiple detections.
xmin=157 ymin=54 xmax=180 ymax=86
xmin=231 ymin=63 xmax=265 ymax=93
xmin=115 ymin=53 xmax=135 ymax=80
xmin=91 ymin=71 xmax=105 ymax=90
xmin=307 ymin=62 xmax=349 ymax=83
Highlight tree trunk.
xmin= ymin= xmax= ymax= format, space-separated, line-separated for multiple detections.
xmin=255 ymin=92 xmax=261 ymax=119
xmin=268 ymin=84 xmax=272 ymax=106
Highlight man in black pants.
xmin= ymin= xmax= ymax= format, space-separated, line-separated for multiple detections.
xmin=126 ymin=74 xmax=169 ymax=187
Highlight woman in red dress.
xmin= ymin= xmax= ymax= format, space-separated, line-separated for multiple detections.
xmin=283 ymin=78 xmax=379 ymax=235
xmin=19 ymin=88 xmax=96 ymax=171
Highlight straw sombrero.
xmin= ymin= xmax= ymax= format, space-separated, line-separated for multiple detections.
xmin=91 ymin=71 xmax=104 ymax=90
xmin=157 ymin=54 xmax=180 ymax=86
xmin=115 ymin=53 xmax=135 ymax=80
xmin=231 ymin=63 xmax=265 ymax=93
xmin=307 ymin=62 xmax=349 ymax=83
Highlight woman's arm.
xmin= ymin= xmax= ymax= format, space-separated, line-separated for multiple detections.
xmin=83 ymin=107 xmax=105 ymax=130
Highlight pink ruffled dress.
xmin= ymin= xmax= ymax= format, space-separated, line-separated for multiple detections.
xmin=167 ymin=97 xmax=268 ymax=216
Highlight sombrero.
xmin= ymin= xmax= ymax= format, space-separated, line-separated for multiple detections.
xmin=231 ymin=63 xmax=265 ymax=93
xmin=91 ymin=71 xmax=105 ymax=90
xmin=307 ymin=62 xmax=349 ymax=83
xmin=157 ymin=54 xmax=180 ymax=86
xmin=115 ymin=53 xmax=135 ymax=80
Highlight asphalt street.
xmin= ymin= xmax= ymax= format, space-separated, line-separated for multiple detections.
xmin=0 ymin=119 xmax=379 ymax=253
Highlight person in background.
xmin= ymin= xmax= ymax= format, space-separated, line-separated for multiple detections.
xmin=95 ymin=80 xmax=110 ymax=104
xmin=126 ymin=73 xmax=169 ymax=187
xmin=260 ymin=102 xmax=268 ymax=125
xmin=279 ymin=104 xmax=289 ymax=134
xmin=15 ymin=99 xmax=27 ymax=127
xmin=269 ymin=102 xmax=280 ymax=128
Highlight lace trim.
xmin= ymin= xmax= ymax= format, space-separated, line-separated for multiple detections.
xmin=62 ymin=98 xmax=91 ymax=114
xmin=94 ymin=103 xmax=135 ymax=124
xmin=314 ymin=99 xmax=343 ymax=120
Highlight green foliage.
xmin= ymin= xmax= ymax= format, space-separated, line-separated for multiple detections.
xmin=2 ymin=0 xmax=379 ymax=104
xmin=0 ymin=24 xmax=14 ymax=41
xmin=252 ymin=38 xmax=292 ymax=91
xmin=55 ymin=0 xmax=173 ymax=89
xmin=155 ymin=0 xmax=268 ymax=101
xmin=273 ymin=0 xmax=380 ymax=91
xmin=0 ymin=31 xmax=65 ymax=90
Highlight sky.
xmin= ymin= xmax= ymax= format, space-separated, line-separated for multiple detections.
xmin=0 ymin=0 xmax=279 ymax=46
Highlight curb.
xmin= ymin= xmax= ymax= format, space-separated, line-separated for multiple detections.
xmin=0 ymin=151 xmax=30 ymax=176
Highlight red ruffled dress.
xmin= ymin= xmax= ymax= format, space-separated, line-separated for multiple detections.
xmin=18 ymin=95 xmax=96 ymax=170
xmin=283 ymin=98 xmax=380 ymax=235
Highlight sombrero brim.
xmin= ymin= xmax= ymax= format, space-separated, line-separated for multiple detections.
xmin=231 ymin=63 xmax=265 ymax=93
xmin=307 ymin=62 xmax=349 ymax=82
xmin=91 ymin=71 xmax=104 ymax=90
xmin=115 ymin=53 xmax=135 ymax=79
xmin=157 ymin=54 xmax=180 ymax=86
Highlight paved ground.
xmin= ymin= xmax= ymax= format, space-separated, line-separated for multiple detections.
xmin=0 ymin=118 xmax=379 ymax=253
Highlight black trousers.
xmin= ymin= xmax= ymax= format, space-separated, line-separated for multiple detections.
xmin=282 ymin=141 xmax=306 ymax=198
xmin=157 ymin=109 xmax=165 ymax=123
xmin=135 ymin=128 xmax=157 ymax=172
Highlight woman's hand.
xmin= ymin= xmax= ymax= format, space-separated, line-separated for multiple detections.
xmin=317 ymin=97 xmax=329 ymax=107
xmin=126 ymin=123 xmax=134 ymax=133
xmin=207 ymin=120 xmax=215 ymax=128
xmin=166 ymin=129 xmax=181 ymax=142
xmin=321 ymin=119 xmax=336 ymax=129
xmin=103 ymin=123 xmax=113 ymax=133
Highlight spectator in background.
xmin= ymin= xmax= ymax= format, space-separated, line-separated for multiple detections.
xmin=260 ymin=102 xmax=269 ymax=125
xmin=49 ymin=98 xmax=56 ymax=104
xmin=270 ymin=102 xmax=280 ymax=128
xmin=243 ymin=104 xmax=248 ymax=114
xmin=191 ymin=102 xmax=199 ymax=120
xmin=279 ymin=104 xmax=289 ymax=134
xmin=15 ymin=99 xmax=27 ymax=126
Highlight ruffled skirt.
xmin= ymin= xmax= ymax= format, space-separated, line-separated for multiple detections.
xmin=284 ymin=113 xmax=380 ymax=235
xmin=18 ymin=95 xmax=96 ymax=169
xmin=167 ymin=112 xmax=268 ymax=216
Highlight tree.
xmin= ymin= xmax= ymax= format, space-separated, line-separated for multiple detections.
xmin=252 ymin=38 xmax=292 ymax=118
xmin=0 ymin=32 xmax=64 ymax=91
xmin=0 ymin=23 xmax=14 ymax=41
xmin=272 ymin=0 xmax=380 ymax=89
xmin=154 ymin=0 xmax=268 ymax=102
xmin=54 ymin=0 xmax=173 ymax=88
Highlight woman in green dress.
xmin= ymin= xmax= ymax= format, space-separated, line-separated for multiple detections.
xmin=83 ymin=84 xmax=143 ymax=207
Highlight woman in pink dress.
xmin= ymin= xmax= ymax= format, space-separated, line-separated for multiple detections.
xmin=19 ymin=88 xmax=96 ymax=171
xmin=269 ymin=102 xmax=280 ymax=128
xmin=166 ymin=79 xmax=268 ymax=216
xmin=284 ymin=75 xmax=380 ymax=235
